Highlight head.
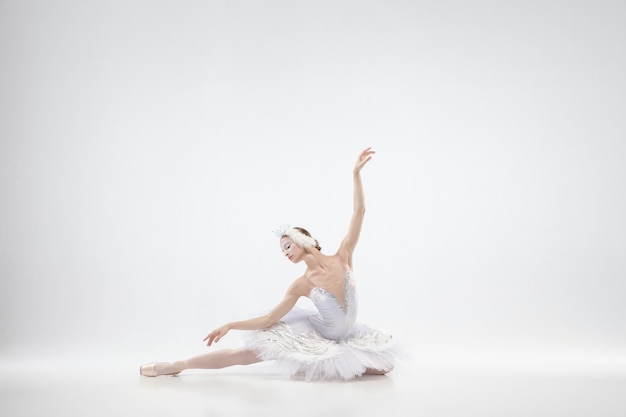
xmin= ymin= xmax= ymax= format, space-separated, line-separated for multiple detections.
xmin=279 ymin=226 xmax=321 ymax=263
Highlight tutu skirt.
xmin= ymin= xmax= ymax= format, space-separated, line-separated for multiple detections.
xmin=244 ymin=307 xmax=405 ymax=382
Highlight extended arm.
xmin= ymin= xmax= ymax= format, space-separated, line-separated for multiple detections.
xmin=338 ymin=147 xmax=375 ymax=265
xmin=203 ymin=278 xmax=307 ymax=346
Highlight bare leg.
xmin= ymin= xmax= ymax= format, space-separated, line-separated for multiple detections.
xmin=184 ymin=348 xmax=262 ymax=370
xmin=140 ymin=348 xmax=262 ymax=377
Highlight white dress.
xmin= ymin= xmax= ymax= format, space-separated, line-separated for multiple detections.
xmin=244 ymin=271 xmax=404 ymax=381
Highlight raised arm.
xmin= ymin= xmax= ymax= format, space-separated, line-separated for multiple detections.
xmin=203 ymin=277 xmax=308 ymax=346
xmin=337 ymin=147 xmax=375 ymax=266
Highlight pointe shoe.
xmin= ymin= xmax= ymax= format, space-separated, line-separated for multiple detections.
xmin=139 ymin=362 xmax=159 ymax=377
xmin=139 ymin=361 xmax=184 ymax=377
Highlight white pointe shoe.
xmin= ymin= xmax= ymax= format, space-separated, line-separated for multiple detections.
xmin=139 ymin=362 xmax=159 ymax=377
xmin=139 ymin=362 xmax=183 ymax=377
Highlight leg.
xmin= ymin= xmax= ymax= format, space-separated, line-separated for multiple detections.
xmin=184 ymin=348 xmax=262 ymax=370
xmin=140 ymin=348 xmax=262 ymax=377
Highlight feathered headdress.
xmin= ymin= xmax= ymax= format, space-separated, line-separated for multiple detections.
xmin=273 ymin=224 xmax=317 ymax=249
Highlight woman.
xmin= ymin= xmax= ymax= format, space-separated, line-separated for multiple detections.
xmin=140 ymin=147 xmax=402 ymax=381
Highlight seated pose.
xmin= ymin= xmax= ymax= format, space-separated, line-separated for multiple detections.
xmin=140 ymin=147 xmax=403 ymax=381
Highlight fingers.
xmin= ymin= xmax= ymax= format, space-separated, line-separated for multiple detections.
xmin=203 ymin=325 xmax=229 ymax=346
xmin=358 ymin=148 xmax=375 ymax=163
xmin=203 ymin=329 xmax=225 ymax=346
xmin=354 ymin=148 xmax=375 ymax=172
xmin=203 ymin=332 xmax=216 ymax=346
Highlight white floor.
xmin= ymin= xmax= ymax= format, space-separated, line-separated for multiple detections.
xmin=1 ymin=353 xmax=625 ymax=417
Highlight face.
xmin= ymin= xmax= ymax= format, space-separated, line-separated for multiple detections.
xmin=280 ymin=237 xmax=303 ymax=263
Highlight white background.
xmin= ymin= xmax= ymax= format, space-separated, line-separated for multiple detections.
xmin=1 ymin=0 xmax=625 ymax=371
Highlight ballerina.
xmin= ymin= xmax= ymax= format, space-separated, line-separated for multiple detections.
xmin=140 ymin=147 xmax=403 ymax=381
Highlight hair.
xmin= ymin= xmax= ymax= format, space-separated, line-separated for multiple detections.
xmin=288 ymin=227 xmax=322 ymax=251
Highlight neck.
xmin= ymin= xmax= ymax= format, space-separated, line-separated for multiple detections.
xmin=302 ymin=249 xmax=325 ymax=271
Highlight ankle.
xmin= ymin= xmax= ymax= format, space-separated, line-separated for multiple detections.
xmin=174 ymin=360 xmax=187 ymax=373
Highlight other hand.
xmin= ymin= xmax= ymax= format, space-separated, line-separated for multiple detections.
xmin=203 ymin=324 xmax=230 ymax=346
xmin=354 ymin=147 xmax=375 ymax=173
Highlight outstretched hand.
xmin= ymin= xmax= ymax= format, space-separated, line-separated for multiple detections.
xmin=203 ymin=324 xmax=230 ymax=346
xmin=354 ymin=147 xmax=375 ymax=174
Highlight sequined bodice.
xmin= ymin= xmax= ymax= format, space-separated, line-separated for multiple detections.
xmin=308 ymin=271 xmax=358 ymax=341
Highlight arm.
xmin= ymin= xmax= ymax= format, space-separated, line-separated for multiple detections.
xmin=337 ymin=147 xmax=375 ymax=265
xmin=203 ymin=278 xmax=307 ymax=346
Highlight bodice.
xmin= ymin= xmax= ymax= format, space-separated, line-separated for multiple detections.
xmin=308 ymin=271 xmax=358 ymax=341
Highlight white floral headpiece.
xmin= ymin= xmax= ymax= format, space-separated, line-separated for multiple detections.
xmin=273 ymin=224 xmax=317 ymax=249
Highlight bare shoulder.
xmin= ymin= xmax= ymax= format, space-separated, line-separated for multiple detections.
xmin=332 ymin=251 xmax=353 ymax=271
xmin=287 ymin=276 xmax=314 ymax=297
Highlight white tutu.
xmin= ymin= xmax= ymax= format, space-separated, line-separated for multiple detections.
xmin=244 ymin=272 xmax=405 ymax=382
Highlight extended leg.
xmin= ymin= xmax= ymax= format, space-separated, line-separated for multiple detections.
xmin=184 ymin=348 xmax=261 ymax=370
xmin=140 ymin=348 xmax=262 ymax=377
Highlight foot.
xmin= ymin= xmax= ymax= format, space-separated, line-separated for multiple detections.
xmin=139 ymin=361 xmax=185 ymax=377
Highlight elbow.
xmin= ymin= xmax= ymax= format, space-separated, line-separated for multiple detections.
xmin=262 ymin=314 xmax=279 ymax=329
xmin=355 ymin=206 xmax=366 ymax=216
